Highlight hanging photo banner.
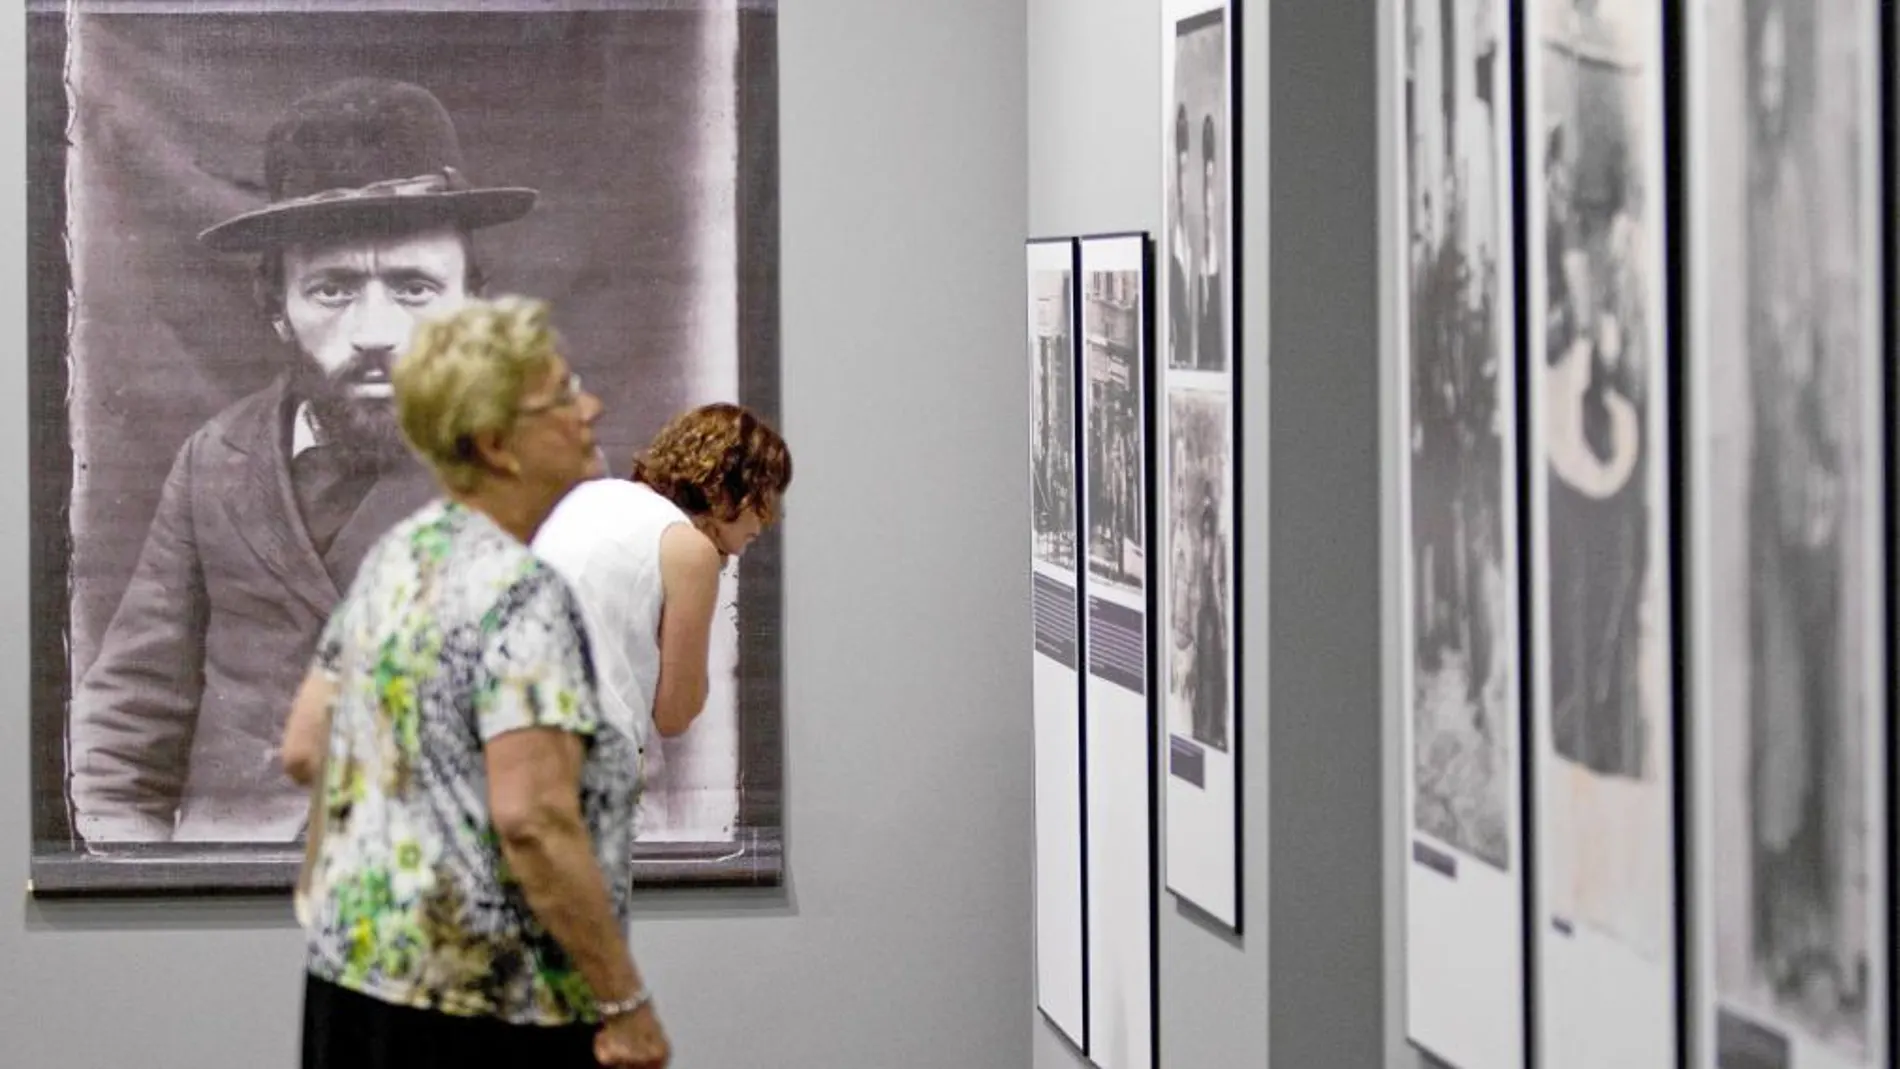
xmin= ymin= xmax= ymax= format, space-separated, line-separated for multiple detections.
xmin=1685 ymin=0 xmax=1891 ymax=1066
xmin=1157 ymin=0 xmax=1243 ymax=934
xmin=25 ymin=0 xmax=784 ymax=896
xmin=1076 ymin=230 xmax=1159 ymax=1069
xmin=1391 ymin=0 xmax=1527 ymax=1065
xmin=1025 ymin=234 xmax=1089 ymax=1054
xmin=1524 ymin=0 xmax=1680 ymax=1065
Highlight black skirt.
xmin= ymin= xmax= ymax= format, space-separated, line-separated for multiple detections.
xmin=300 ymin=973 xmax=600 ymax=1069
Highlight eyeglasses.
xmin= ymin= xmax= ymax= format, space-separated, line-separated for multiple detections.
xmin=518 ymin=371 xmax=584 ymax=416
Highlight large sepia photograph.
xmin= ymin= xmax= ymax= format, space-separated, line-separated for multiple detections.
xmin=1689 ymin=0 xmax=1889 ymax=1066
xmin=27 ymin=0 xmax=782 ymax=894
xmin=1526 ymin=0 xmax=1677 ymax=1063
xmin=1401 ymin=0 xmax=1515 ymax=875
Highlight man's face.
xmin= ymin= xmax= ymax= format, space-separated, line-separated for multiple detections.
xmin=279 ymin=226 xmax=469 ymax=457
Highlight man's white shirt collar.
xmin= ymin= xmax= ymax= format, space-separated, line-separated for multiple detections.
xmin=291 ymin=402 xmax=324 ymax=459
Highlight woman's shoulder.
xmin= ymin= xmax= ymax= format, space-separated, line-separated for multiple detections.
xmin=472 ymin=546 xmax=588 ymax=641
xmin=418 ymin=506 xmax=571 ymax=609
xmin=544 ymin=478 xmax=682 ymax=533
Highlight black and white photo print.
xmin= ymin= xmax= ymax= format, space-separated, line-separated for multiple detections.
xmin=1525 ymin=0 xmax=1677 ymax=1064
xmin=1687 ymin=0 xmax=1889 ymax=1066
xmin=1025 ymin=236 xmax=1087 ymax=1051
xmin=1391 ymin=0 xmax=1524 ymax=1065
xmin=1033 ymin=262 xmax=1081 ymax=577
xmin=1085 ymin=270 xmax=1149 ymax=600
xmin=1164 ymin=389 xmax=1230 ymax=757
xmin=1159 ymin=0 xmax=1241 ymax=933
xmin=1402 ymin=0 xmax=1515 ymax=878
xmin=1163 ymin=3 xmax=1228 ymax=376
xmin=26 ymin=0 xmax=782 ymax=895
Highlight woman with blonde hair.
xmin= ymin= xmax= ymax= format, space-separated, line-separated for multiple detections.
xmin=533 ymin=402 xmax=792 ymax=764
xmin=279 ymin=295 xmax=669 ymax=1069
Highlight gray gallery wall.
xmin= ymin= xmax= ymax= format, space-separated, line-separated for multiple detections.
xmin=1262 ymin=2 xmax=1392 ymax=1068
xmin=1025 ymin=0 xmax=1389 ymax=1065
xmin=2 ymin=0 xmax=1430 ymax=1065
xmin=1025 ymin=0 xmax=1271 ymax=1067
xmin=1029 ymin=0 xmax=1400 ymax=1067
xmin=0 ymin=2 xmax=1032 ymax=1067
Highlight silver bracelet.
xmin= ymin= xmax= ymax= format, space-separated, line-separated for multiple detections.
xmin=596 ymin=987 xmax=653 ymax=1020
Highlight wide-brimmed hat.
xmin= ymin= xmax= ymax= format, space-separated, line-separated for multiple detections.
xmin=198 ymin=77 xmax=537 ymax=253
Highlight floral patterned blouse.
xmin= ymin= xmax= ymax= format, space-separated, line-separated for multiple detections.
xmin=299 ymin=498 xmax=641 ymax=1025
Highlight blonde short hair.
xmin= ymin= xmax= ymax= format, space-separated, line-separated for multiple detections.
xmin=393 ymin=295 xmax=561 ymax=493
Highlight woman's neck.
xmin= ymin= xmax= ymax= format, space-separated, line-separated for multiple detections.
xmin=451 ymin=483 xmax=553 ymax=545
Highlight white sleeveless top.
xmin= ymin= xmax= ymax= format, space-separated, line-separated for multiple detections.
xmin=531 ymin=478 xmax=691 ymax=757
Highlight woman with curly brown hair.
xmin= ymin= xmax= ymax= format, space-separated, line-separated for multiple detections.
xmin=533 ymin=402 xmax=792 ymax=754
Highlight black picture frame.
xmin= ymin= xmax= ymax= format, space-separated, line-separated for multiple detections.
xmin=1521 ymin=0 xmax=1684 ymax=1064
xmin=1390 ymin=0 xmax=1530 ymax=1065
xmin=1025 ymin=232 xmax=1091 ymax=1055
xmin=1681 ymin=0 xmax=1893 ymax=1065
xmin=1074 ymin=229 xmax=1160 ymax=1069
xmin=1888 ymin=4 xmax=1899 ymax=1063
xmin=1157 ymin=0 xmax=1245 ymax=935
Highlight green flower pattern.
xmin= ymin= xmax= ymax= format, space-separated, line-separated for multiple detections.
xmin=301 ymin=500 xmax=641 ymax=1026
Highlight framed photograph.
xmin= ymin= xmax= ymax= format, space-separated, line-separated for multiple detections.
xmin=1157 ymin=0 xmax=1243 ymax=934
xmin=1524 ymin=0 xmax=1679 ymax=1065
xmin=1685 ymin=0 xmax=1891 ymax=1066
xmin=1076 ymin=231 xmax=1158 ymax=1069
xmin=26 ymin=0 xmax=782 ymax=896
xmin=1026 ymin=235 xmax=1089 ymax=1052
xmin=1891 ymin=3 xmax=1899 ymax=1063
xmin=1391 ymin=0 xmax=1526 ymax=1065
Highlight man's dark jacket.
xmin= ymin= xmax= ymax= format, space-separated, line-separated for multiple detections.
xmin=68 ymin=375 xmax=436 ymax=843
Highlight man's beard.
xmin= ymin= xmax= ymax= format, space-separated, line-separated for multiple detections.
xmin=289 ymin=350 xmax=411 ymax=471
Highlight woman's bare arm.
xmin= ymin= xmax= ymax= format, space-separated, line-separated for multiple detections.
xmin=487 ymin=727 xmax=646 ymax=1004
xmin=281 ymin=669 xmax=337 ymax=787
xmin=650 ymin=524 xmax=724 ymax=737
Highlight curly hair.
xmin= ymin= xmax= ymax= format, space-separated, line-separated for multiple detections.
xmin=631 ymin=402 xmax=792 ymax=523
xmin=392 ymin=295 xmax=561 ymax=493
